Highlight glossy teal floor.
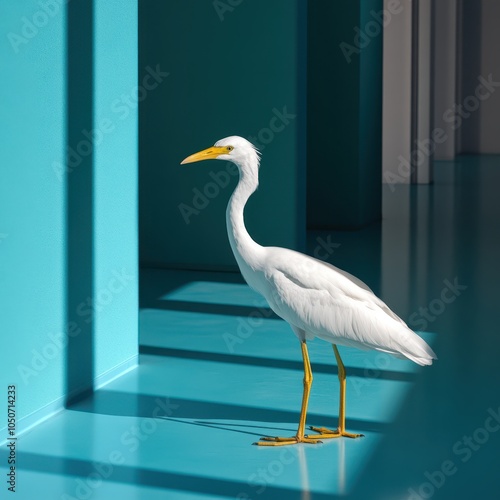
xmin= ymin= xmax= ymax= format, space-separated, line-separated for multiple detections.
xmin=7 ymin=156 xmax=500 ymax=499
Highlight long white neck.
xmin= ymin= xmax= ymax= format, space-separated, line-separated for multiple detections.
xmin=226 ymin=159 xmax=264 ymax=272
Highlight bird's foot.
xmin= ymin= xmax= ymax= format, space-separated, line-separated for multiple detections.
xmin=306 ymin=426 xmax=364 ymax=439
xmin=254 ymin=435 xmax=322 ymax=446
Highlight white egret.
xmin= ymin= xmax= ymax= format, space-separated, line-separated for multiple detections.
xmin=181 ymin=136 xmax=437 ymax=446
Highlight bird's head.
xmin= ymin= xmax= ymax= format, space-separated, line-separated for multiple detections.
xmin=180 ymin=136 xmax=260 ymax=172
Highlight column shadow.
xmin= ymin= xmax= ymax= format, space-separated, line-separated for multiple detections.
xmin=65 ymin=0 xmax=95 ymax=406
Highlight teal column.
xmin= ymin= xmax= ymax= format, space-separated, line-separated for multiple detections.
xmin=139 ymin=0 xmax=306 ymax=270
xmin=307 ymin=0 xmax=383 ymax=229
xmin=92 ymin=0 xmax=138 ymax=389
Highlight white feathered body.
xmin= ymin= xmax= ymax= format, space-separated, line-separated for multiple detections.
xmin=238 ymin=246 xmax=435 ymax=366
xmin=217 ymin=135 xmax=436 ymax=367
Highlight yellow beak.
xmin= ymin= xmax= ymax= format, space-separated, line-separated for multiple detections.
xmin=180 ymin=146 xmax=228 ymax=165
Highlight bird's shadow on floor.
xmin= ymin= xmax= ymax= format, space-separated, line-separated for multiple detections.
xmin=165 ymin=417 xmax=293 ymax=437
xmin=70 ymin=389 xmax=385 ymax=434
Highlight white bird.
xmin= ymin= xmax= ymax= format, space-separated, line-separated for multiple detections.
xmin=181 ymin=136 xmax=437 ymax=446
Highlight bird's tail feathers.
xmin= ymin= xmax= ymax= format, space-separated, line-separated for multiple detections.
xmin=374 ymin=327 xmax=437 ymax=366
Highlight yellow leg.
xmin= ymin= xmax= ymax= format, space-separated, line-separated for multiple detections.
xmin=256 ymin=341 xmax=321 ymax=446
xmin=308 ymin=345 xmax=363 ymax=440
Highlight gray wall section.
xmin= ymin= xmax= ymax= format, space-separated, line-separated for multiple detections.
xmin=139 ymin=0 xmax=306 ymax=270
xmin=382 ymin=0 xmax=433 ymax=185
xmin=458 ymin=0 xmax=482 ymax=153
xmin=433 ymin=0 xmax=457 ymax=160
xmin=478 ymin=0 xmax=500 ymax=153
xmin=416 ymin=0 xmax=433 ymax=184
xmin=447 ymin=0 xmax=500 ymax=155
xmin=382 ymin=0 xmax=412 ymax=185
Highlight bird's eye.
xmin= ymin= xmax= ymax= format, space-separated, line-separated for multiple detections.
xmin=226 ymin=146 xmax=234 ymax=152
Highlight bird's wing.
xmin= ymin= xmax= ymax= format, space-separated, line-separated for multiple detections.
xmin=269 ymin=248 xmax=407 ymax=327
xmin=263 ymin=251 xmax=436 ymax=365
xmin=316 ymin=258 xmax=374 ymax=293
xmin=327 ymin=261 xmax=408 ymax=327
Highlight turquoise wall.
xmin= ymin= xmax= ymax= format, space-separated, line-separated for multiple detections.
xmin=0 ymin=0 xmax=138 ymax=432
xmin=139 ymin=0 xmax=306 ymax=270
xmin=1 ymin=0 xmax=67 ymax=430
